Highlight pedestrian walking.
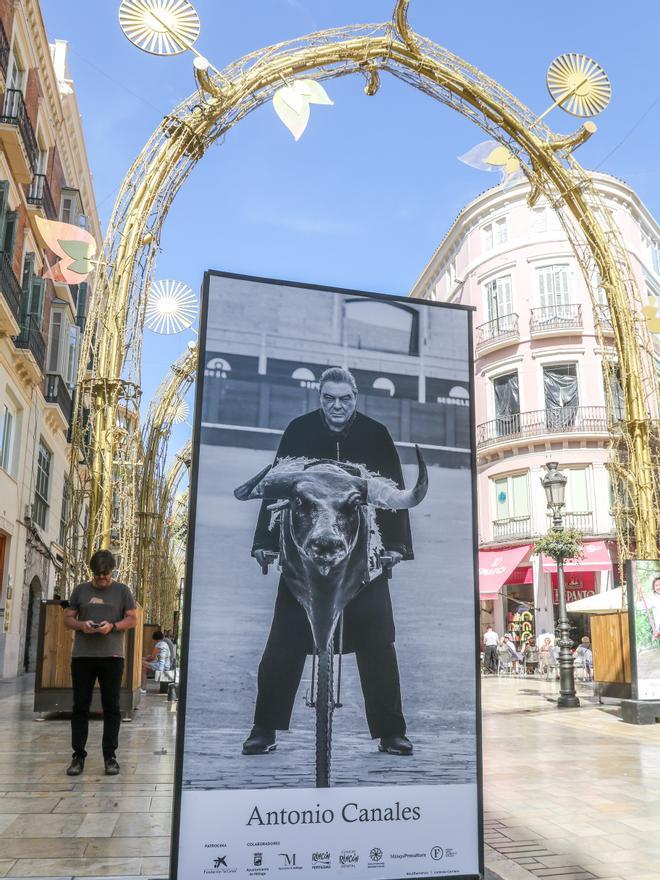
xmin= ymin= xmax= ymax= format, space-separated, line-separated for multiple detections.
xmin=63 ymin=550 xmax=138 ymax=776
xmin=496 ymin=636 xmax=514 ymax=674
xmin=575 ymin=636 xmax=594 ymax=682
xmin=483 ymin=625 xmax=499 ymax=674
xmin=539 ymin=637 xmax=554 ymax=678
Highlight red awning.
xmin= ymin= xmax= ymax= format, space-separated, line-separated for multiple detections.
xmin=479 ymin=545 xmax=532 ymax=599
xmin=541 ymin=540 xmax=613 ymax=573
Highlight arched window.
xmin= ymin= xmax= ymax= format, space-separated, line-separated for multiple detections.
xmin=205 ymin=357 xmax=231 ymax=378
xmin=449 ymin=386 xmax=469 ymax=400
xmin=343 ymin=299 xmax=419 ymax=355
xmin=292 ymin=367 xmax=318 ymax=389
xmin=372 ymin=377 xmax=396 ymax=397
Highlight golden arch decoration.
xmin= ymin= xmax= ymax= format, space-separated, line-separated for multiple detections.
xmin=65 ymin=0 xmax=659 ymax=589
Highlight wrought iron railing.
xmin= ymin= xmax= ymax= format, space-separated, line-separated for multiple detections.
xmin=547 ymin=511 xmax=594 ymax=533
xmin=13 ymin=314 xmax=45 ymax=373
xmin=0 ymin=89 xmax=38 ymax=173
xmin=26 ymin=173 xmax=56 ymax=219
xmin=0 ymin=250 xmax=21 ymax=324
xmin=0 ymin=21 xmax=9 ymax=83
xmin=45 ymin=373 xmax=73 ymax=424
xmin=530 ymin=303 xmax=582 ymax=333
xmin=493 ymin=516 xmax=532 ymax=540
xmin=475 ymin=313 xmax=519 ymax=349
xmin=477 ymin=406 xmax=609 ymax=447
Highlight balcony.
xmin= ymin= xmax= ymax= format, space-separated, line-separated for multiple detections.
xmin=477 ymin=406 xmax=609 ymax=449
xmin=26 ymin=173 xmax=57 ymax=220
xmin=547 ymin=510 xmax=594 ymax=533
xmin=0 ymin=21 xmax=8 ymax=89
xmin=530 ymin=303 xmax=582 ymax=337
xmin=0 ymin=251 xmax=21 ymax=334
xmin=0 ymin=89 xmax=38 ymax=183
xmin=13 ymin=315 xmax=45 ymax=383
xmin=475 ymin=313 xmax=519 ymax=355
xmin=493 ymin=516 xmax=532 ymax=541
xmin=44 ymin=373 xmax=73 ymax=433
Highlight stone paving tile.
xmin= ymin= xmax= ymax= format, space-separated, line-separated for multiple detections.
xmin=53 ymin=796 xmax=151 ymax=814
xmin=0 ymin=797 xmax=61 ymax=814
xmin=5 ymin=857 xmax=141 ymax=876
xmin=84 ymin=837 xmax=170 ymax=858
xmin=75 ymin=814 xmax=120 ymax=838
xmin=139 ymin=856 xmax=169 ymax=875
xmin=0 ymin=839 xmax=88 ymax=858
xmin=0 ymin=814 xmax=84 ymax=838
xmin=0 ymin=862 xmax=15 ymax=878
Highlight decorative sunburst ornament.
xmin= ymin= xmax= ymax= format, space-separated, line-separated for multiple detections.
xmin=170 ymin=397 xmax=189 ymax=424
xmin=458 ymin=140 xmax=521 ymax=182
xmin=273 ymin=79 xmax=334 ymax=140
xmin=119 ymin=0 xmax=200 ymax=56
xmin=642 ymin=297 xmax=660 ymax=335
xmin=546 ymin=54 xmax=611 ymax=118
xmin=145 ymin=280 xmax=197 ymax=334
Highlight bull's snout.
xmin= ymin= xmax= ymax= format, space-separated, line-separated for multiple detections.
xmin=309 ymin=536 xmax=344 ymax=560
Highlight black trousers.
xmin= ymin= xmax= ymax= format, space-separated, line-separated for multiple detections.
xmin=71 ymin=657 xmax=124 ymax=759
xmin=484 ymin=645 xmax=498 ymax=673
xmin=254 ymin=636 xmax=406 ymax=739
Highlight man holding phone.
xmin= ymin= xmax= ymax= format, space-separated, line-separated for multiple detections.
xmin=63 ymin=550 xmax=138 ymax=776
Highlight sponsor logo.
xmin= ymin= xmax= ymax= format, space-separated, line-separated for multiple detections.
xmin=278 ymin=853 xmax=300 ymax=870
xmin=254 ymin=854 xmax=263 ymax=867
xmin=369 ymin=848 xmax=383 ymax=865
xmin=214 ymin=857 xmax=228 ymax=868
xmin=203 ymin=854 xmax=238 ymax=874
xmin=312 ymin=852 xmax=330 ymax=867
xmin=339 ymin=850 xmax=359 ymax=867
xmin=430 ymin=847 xmax=444 ymax=861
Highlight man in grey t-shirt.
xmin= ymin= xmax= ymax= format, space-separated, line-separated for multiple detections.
xmin=63 ymin=549 xmax=138 ymax=776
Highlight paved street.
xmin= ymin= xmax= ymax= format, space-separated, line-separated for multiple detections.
xmin=0 ymin=672 xmax=659 ymax=878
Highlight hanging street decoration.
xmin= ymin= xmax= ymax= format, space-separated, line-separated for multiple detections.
xmin=458 ymin=140 xmax=522 ymax=182
xmin=145 ymin=279 xmax=197 ymax=334
xmin=642 ymin=297 xmax=660 ymax=335
xmin=272 ymin=79 xmax=334 ymax=141
xmin=546 ymin=53 xmax=611 ymax=118
xmin=34 ymin=216 xmax=98 ymax=284
xmin=170 ymin=397 xmax=190 ymax=424
xmin=118 ymin=0 xmax=200 ymax=56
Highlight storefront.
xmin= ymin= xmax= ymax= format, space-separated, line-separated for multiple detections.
xmin=478 ymin=545 xmax=533 ymax=641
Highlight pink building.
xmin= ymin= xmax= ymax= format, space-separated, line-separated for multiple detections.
xmin=411 ymin=172 xmax=660 ymax=642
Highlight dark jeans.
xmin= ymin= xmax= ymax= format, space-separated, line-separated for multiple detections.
xmin=254 ymin=638 xmax=406 ymax=739
xmin=484 ymin=645 xmax=498 ymax=673
xmin=71 ymin=657 xmax=124 ymax=759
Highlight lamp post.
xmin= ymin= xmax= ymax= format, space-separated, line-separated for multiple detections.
xmin=541 ymin=462 xmax=580 ymax=708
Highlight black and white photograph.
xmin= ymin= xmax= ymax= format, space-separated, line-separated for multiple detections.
xmin=174 ymin=272 xmax=481 ymax=880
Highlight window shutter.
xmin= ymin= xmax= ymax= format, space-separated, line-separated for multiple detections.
xmin=511 ymin=474 xmax=529 ymax=517
xmin=66 ymin=324 xmax=80 ymax=386
xmin=47 ymin=310 xmax=62 ymax=373
xmin=495 ymin=478 xmax=509 ymax=520
xmin=2 ymin=210 xmax=17 ymax=257
xmin=28 ymin=276 xmax=45 ymax=324
xmin=0 ymin=181 xmax=9 ymax=251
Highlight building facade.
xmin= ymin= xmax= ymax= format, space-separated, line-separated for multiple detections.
xmin=411 ymin=172 xmax=660 ymax=643
xmin=0 ymin=0 xmax=101 ymax=677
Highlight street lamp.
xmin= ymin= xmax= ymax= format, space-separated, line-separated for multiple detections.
xmin=541 ymin=462 xmax=580 ymax=708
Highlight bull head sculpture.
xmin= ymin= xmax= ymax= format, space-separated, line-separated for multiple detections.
xmin=234 ymin=447 xmax=428 ymax=651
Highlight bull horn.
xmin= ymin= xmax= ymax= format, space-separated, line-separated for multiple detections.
xmin=367 ymin=445 xmax=428 ymax=509
xmin=233 ymin=464 xmax=273 ymax=500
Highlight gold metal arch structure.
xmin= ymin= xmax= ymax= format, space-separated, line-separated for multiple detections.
xmin=135 ymin=345 xmax=197 ymax=615
xmin=66 ymin=0 xmax=659 ymax=589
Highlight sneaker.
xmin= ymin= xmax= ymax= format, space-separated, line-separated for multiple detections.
xmin=242 ymin=726 xmax=276 ymax=755
xmin=378 ymin=735 xmax=413 ymax=755
xmin=66 ymin=754 xmax=85 ymax=776
xmin=104 ymin=757 xmax=120 ymax=775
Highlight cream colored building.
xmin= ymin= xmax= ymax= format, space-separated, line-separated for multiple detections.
xmin=0 ymin=0 xmax=101 ymax=677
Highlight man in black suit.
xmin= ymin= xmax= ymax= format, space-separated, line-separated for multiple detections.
xmin=242 ymin=366 xmax=415 ymax=757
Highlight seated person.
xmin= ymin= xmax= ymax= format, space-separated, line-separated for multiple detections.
xmin=141 ymin=631 xmax=171 ymax=693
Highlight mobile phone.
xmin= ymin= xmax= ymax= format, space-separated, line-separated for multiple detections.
xmin=89 ymin=622 xmax=102 ymax=629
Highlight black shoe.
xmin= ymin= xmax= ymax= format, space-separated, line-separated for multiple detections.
xmin=66 ymin=754 xmax=85 ymax=776
xmin=378 ymin=735 xmax=413 ymax=755
xmin=104 ymin=757 xmax=120 ymax=775
xmin=242 ymin=727 xmax=276 ymax=755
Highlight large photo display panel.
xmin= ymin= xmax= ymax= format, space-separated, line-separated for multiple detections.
xmin=627 ymin=559 xmax=660 ymax=700
xmin=173 ymin=272 xmax=482 ymax=880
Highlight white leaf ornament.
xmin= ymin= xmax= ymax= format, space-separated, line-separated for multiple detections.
xmin=272 ymin=79 xmax=333 ymax=140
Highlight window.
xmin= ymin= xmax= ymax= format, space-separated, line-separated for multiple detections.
xmin=543 ymin=364 xmax=578 ymax=428
xmin=291 ymin=367 xmax=317 ymax=389
xmin=0 ymin=404 xmax=14 ymax=472
xmin=641 ymin=227 xmax=660 ymax=276
xmin=536 ymin=265 xmax=570 ymax=308
xmin=59 ymin=479 xmax=69 ymax=547
xmin=59 ymin=187 xmax=84 ymax=227
xmin=486 ymin=275 xmax=513 ymax=323
xmin=20 ymin=253 xmax=45 ymax=325
xmin=372 ymin=377 xmax=395 ymax=397
xmin=494 ymin=473 xmax=529 ymax=521
xmin=565 ymin=468 xmax=589 ymax=513
xmin=344 ymin=300 xmax=418 ymax=356
xmin=603 ymin=366 xmax=625 ymax=421
xmin=47 ymin=308 xmax=79 ymax=384
xmin=493 ymin=371 xmax=520 ymax=435
xmin=482 ymin=217 xmax=507 ymax=250
xmin=0 ymin=181 xmax=16 ymax=259
xmin=33 ymin=440 xmax=52 ymax=529
xmin=531 ymin=205 xmax=561 ymax=234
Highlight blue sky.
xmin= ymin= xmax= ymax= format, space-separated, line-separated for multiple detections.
xmin=41 ymin=0 xmax=660 ymax=458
